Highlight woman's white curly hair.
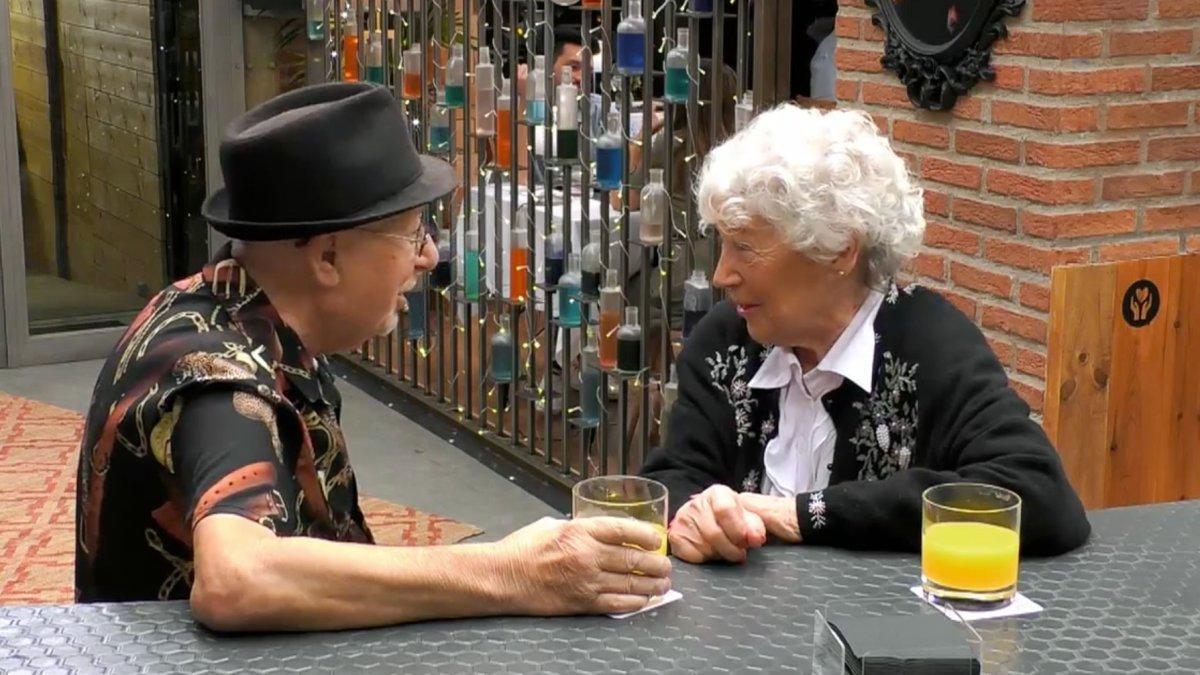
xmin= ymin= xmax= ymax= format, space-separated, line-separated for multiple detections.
xmin=696 ymin=105 xmax=925 ymax=288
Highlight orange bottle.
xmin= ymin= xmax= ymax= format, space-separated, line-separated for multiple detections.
xmin=598 ymin=270 xmax=620 ymax=369
xmin=495 ymin=78 xmax=512 ymax=169
xmin=510 ymin=221 xmax=529 ymax=301
xmin=402 ymin=44 xmax=422 ymax=99
xmin=341 ymin=19 xmax=360 ymax=82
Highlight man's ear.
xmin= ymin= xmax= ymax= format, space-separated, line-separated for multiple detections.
xmin=300 ymin=234 xmax=340 ymax=288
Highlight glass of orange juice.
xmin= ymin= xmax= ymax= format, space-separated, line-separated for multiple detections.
xmin=921 ymin=482 xmax=1021 ymax=608
xmin=572 ymin=476 xmax=668 ymax=556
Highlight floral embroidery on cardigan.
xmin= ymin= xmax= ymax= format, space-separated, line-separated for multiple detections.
xmin=849 ymin=351 xmax=919 ymax=481
xmin=706 ymin=345 xmax=756 ymax=448
xmin=885 ymin=281 xmax=919 ymax=305
xmin=742 ymin=469 xmax=762 ymax=493
xmin=808 ymin=491 xmax=828 ymax=529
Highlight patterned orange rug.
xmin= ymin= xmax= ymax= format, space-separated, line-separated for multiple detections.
xmin=0 ymin=392 xmax=482 ymax=605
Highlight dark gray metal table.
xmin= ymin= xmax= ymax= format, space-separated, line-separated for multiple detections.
xmin=3 ymin=501 xmax=1198 ymax=674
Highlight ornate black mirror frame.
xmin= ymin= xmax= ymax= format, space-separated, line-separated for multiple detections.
xmin=865 ymin=0 xmax=1026 ymax=111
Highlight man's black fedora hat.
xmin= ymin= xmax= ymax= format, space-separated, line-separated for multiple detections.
xmin=202 ymin=82 xmax=456 ymax=241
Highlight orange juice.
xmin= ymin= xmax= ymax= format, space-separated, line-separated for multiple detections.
xmin=922 ymin=521 xmax=1019 ymax=593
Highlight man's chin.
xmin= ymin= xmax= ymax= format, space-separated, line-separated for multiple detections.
xmin=376 ymin=313 xmax=399 ymax=338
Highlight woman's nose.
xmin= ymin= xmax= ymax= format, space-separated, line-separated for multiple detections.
xmin=712 ymin=246 xmax=739 ymax=289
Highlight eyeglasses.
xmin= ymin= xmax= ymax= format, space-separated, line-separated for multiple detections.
xmin=360 ymin=228 xmax=430 ymax=250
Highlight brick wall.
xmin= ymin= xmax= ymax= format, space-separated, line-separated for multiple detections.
xmin=9 ymin=0 xmax=164 ymax=298
xmin=835 ymin=0 xmax=1200 ymax=413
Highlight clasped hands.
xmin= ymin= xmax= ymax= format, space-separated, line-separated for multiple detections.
xmin=668 ymin=485 xmax=801 ymax=564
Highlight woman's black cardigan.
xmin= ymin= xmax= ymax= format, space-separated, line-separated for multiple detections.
xmin=642 ymin=284 xmax=1091 ymax=555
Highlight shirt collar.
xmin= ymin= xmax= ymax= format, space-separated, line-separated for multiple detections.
xmin=818 ymin=289 xmax=885 ymax=394
xmin=204 ymin=244 xmax=331 ymax=406
xmin=747 ymin=290 xmax=884 ymax=394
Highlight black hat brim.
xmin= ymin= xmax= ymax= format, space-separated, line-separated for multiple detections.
xmin=202 ymin=155 xmax=457 ymax=241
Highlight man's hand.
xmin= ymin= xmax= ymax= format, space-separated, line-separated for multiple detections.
xmin=495 ymin=517 xmax=672 ymax=616
xmin=667 ymin=484 xmax=767 ymax=564
xmin=737 ymin=492 xmax=802 ymax=543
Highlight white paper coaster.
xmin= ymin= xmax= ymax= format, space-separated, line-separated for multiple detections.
xmin=910 ymin=586 xmax=1043 ymax=623
xmin=609 ymin=590 xmax=683 ymax=619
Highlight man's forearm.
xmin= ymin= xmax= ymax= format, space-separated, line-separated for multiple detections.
xmin=192 ymin=517 xmax=517 ymax=632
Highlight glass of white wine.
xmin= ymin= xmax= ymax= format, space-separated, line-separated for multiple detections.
xmin=572 ymin=476 xmax=668 ymax=556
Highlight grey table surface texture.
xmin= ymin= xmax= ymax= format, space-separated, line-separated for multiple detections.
xmin=2 ymin=501 xmax=1197 ymax=675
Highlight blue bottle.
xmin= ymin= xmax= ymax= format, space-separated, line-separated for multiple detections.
xmin=616 ymin=0 xmax=646 ymax=75
xmin=306 ymin=0 xmax=325 ymax=40
xmin=491 ymin=328 xmax=514 ymax=384
xmin=665 ymin=28 xmax=690 ymax=103
xmin=558 ymin=253 xmax=582 ymax=327
xmin=405 ymin=280 xmax=427 ymax=340
xmin=525 ymin=55 xmax=547 ymax=125
xmin=464 ymin=224 xmax=481 ymax=302
xmin=446 ymin=44 xmax=465 ymax=109
xmin=595 ymin=111 xmax=624 ymax=190
xmin=430 ymin=89 xmax=451 ymax=154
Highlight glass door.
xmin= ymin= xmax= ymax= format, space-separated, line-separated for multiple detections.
xmin=0 ymin=0 xmax=206 ymax=366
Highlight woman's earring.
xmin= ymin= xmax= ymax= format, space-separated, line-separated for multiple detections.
xmin=837 ymin=270 xmax=846 ymax=277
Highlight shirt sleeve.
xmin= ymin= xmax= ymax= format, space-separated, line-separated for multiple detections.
xmin=169 ymin=387 xmax=300 ymax=534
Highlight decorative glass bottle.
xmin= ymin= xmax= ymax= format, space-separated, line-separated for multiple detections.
xmin=463 ymin=219 xmax=482 ymax=302
xmin=476 ymin=48 xmax=496 ymax=137
xmin=402 ymin=43 xmax=422 ymax=99
xmin=555 ymin=67 xmax=578 ymax=160
xmin=639 ymin=168 xmax=667 ymax=245
xmin=595 ymin=111 xmax=623 ymax=191
xmin=558 ymin=253 xmax=583 ymax=326
xmin=683 ymin=269 xmax=713 ymax=338
xmin=341 ymin=15 xmax=359 ymax=82
xmin=430 ymin=89 xmax=451 ymax=153
xmin=616 ymin=306 xmax=643 ymax=373
xmin=405 ymin=278 xmax=427 ymax=340
xmin=366 ymin=30 xmax=385 ymax=84
xmin=735 ymin=91 xmax=754 ymax=132
xmin=544 ymin=223 xmax=564 ymax=287
xmin=306 ymin=0 xmax=325 ymax=41
xmin=509 ymin=212 xmax=530 ymax=301
xmin=599 ymin=269 xmax=621 ymax=370
xmin=616 ymin=0 xmax=646 ymax=75
xmin=431 ymin=227 xmax=453 ymax=290
xmin=665 ymin=28 xmax=690 ymax=103
xmin=446 ymin=44 xmax=465 ymax=108
xmin=525 ymin=55 xmax=547 ymax=124
xmin=580 ymin=327 xmax=602 ymax=425
xmin=580 ymin=224 xmax=603 ymax=299
xmin=491 ymin=328 xmax=513 ymax=383
xmin=496 ymin=78 xmax=512 ymax=169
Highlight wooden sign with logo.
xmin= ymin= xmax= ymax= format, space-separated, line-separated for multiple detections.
xmin=1045 ymin=254 xmax=1200 ymax=509
xmin=865 ymin=0 xmax=1026 ymax=110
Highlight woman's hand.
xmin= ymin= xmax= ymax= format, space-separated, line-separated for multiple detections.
xmin=668 ymin=484 xmax=767 ymax=564
xmin=736 ymin=492 xmax=802 ymax=543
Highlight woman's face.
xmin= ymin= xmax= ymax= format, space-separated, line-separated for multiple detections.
xmin=711 ymin=216 xmax=842 ymax=348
